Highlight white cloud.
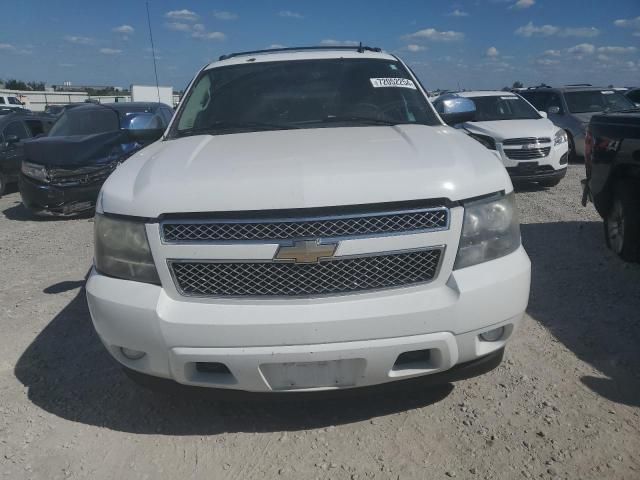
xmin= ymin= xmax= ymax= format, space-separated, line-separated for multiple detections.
xmin=192 ymin=30 xmax=225 ymax=41
xmin=320 ymin=39 xmax=359 ymax=46
xmin=404 ymin=28 xmax=464 ymax=42
xmin=166 ymin=22 xmax=192 ymax=32
xmin=165 ymin=9 xmax=199 ymax=22
xmin=542 ymin=49 xmax=561 ymax=57
xmin=213 ymin=11 xmax=238 ymax=21
xmin=406 ymin=44 xmax=426 ymax=52
xmin=511 ymin=0 xmax=535 ymax=9
xmin=64 ymin=35 xmax=94 ymax=45
xmin=0 ymin=43 xmax=15 ymax=50
xmin=268 ymin=44 xmax=285 ymax=49
xmin=59 ymin=63 xmax=75 ymax=67
xmin=447 ymin=9 xmax=468 ymax=17
xmin=278 ymin=10 xmax=304 ymax=19
xmin=100 ymin=48 xmax=122 ymax=55
xmin=597 ymin=54 xmax=610 ymax=62
xmin=113 ymin=25 xmax=134 ymax=35
xmin=486 ymin=46 xmax=499 ymax=57
xmin=613 ymin=16 xmax=640 ymax=29
xmin=515 ymin=22 xmax=599 ymax=38
xmin=559 ymin=27 xmax=600 ymax=38
xmin=536 ymin=58 xmax=560 ymax=66
xmin=597 ymin=46 xmax=637 ymax=54
xmin=567 ymin=43 xmax=595 ymax=55
xmin=515 ymin=22 xmax=558 ymax=37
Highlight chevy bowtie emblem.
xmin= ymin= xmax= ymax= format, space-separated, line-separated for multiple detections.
xmin=522 ymin=143 xmax=539 ymax=150
xmin=274 ymin=240 xmax=338 ymax=264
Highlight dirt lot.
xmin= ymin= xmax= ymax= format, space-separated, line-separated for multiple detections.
xmin=1 ymin=165 xmax=639 ymax=480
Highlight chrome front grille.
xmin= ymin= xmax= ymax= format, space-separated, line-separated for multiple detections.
xmin=504 ymin=147 xmax=551 ymax=160
xmin=170 ymin=248 xmax=443 ymax=297
xmin=162 ymin=207 xmax=449 ymax=242
xmin=502 ymin=137 xmax=551 ymax=146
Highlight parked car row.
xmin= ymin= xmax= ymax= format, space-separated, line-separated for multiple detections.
xmin=0 ymin=103 xmax=173 ymax=215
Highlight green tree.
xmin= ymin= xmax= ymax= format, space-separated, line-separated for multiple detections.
xmin=5 ymin=79 xmax=28 ymax=90
xmin=512 ymin=81 xmax=524 ymax=89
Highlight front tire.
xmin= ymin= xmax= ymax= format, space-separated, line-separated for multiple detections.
xmin=604 ymin=181 xmax=640 ymax=262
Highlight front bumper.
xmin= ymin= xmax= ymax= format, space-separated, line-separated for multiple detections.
xmin=506 ymin=165 xmax=567 ymax=183
xmin=19 ymin=174 xmax=102 ymax=215
xmin=497 ymin=141 xmax=569 ymax=182
xmin=86 ymin=246 xmax=531 ymax=392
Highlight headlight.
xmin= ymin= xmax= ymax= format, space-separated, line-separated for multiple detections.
xmin=94 ymin=213 xmax=160 ymax=284
xmin=554 ymin=129 xmax=567 ymax=146
xmin=468 ymin=133 xmax=496 ymax=150
xmin=454 ymin=192 xmax=521 ymax=270
xmin=22 ymin=161 xmax=49 ymax=182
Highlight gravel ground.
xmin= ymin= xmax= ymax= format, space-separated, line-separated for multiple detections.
xmin=1 ymin=165 xmax=639 ymax=480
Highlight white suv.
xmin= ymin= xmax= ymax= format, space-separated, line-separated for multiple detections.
xmin=434 ymin=91 xmax=569 ymax=187
xmin=87 ymin=47 xmax=531 ymax=392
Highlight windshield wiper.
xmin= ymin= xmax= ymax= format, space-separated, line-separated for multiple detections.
xmin=176 ymin=121 xmax=299 ymax=137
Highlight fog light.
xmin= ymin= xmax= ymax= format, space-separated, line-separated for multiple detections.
xmin=120 ymin=347 xmax=146 ymax=360
xmin=479 ymin=327 xmax=505 ymax=342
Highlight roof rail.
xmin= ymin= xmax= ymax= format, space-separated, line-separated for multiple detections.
xmin=218 ymin=44 xmax=382 ymax=61
xmin=564 ymin=83 xmax=593 ymax=87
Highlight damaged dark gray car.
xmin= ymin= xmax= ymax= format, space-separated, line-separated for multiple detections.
xmin=19 ymin=102 xmax=173 ymax=216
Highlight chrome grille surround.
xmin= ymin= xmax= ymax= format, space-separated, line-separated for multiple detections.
xmin=502 ymin=137 xmax=551 ymax=146
xmin=504 ymin=147 xmax=551 ymax=160
xmin=161 ymin=207 xmax=449 ymax=243
xmin=169 ymin=248 xmax=443 ymax=298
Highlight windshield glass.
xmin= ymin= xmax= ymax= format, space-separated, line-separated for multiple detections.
xmin=8 ymin=97 xmax=22 ymax=105
xmin=48 ymin=108 xmax=119 ymax=136
xmin=565 ymin=90 xmax=636 ymax=113
xmin=171 ymin=58 xmax=438 ymax=137
xmin=469 ymin=95 xmax=540 ymax=121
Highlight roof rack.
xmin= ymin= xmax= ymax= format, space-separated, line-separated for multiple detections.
xmin=218 ymin=44 xmax=382 ymax=61
xmin=564 ymin=83 xmax=593 ymax=87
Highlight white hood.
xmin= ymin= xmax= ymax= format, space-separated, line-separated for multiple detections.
xmin=462 ymin=118 xmax=558 ymax=142
xmin=101 ymin=125 xmax=511 ymax=217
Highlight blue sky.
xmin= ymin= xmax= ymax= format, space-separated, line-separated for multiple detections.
xmin=1 ymin=0 xmax=639 ymax=91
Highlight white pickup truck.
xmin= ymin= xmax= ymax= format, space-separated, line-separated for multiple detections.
xmin=86 ymin=46 xmax=531 ymax=392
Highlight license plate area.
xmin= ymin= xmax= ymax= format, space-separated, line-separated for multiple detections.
xmin=260 ymin=358 xmax=366 ymax=391
xmin=515 ymin=161 xmax=539 ymax=173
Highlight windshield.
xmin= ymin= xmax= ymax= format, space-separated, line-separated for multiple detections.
xmin=565 ymin=90 xmax=636 ymax=113
xmin=469 ymin=95 xmax=540 ymax=121
xmin=170 ymin=58 xmax=438 ymax=137
xmin=8 ymin=97 xmax=22 ymax=105
xmin=48 ymin=108 xmax=119 ymax=136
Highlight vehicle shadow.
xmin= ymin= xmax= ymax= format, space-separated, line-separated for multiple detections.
xmin=14 ymin=283 xmax=453 ymax=435
xmin=2 ymin=201 xmax=92 ymax=222
xmin=522 ymin=221 xmax=640 ymax=407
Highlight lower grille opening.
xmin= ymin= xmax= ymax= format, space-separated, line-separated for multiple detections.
xmin=393 ymin=349 xmax=432 ymax=371
xmin=196 ymin=362 xmax=232 ymax=375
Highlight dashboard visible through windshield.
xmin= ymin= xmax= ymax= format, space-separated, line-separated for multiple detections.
xmin=170 ymin=58 xmax=439 ymax=137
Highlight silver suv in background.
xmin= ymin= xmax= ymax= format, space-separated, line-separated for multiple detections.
xmin=519 ymin=86 xmax=637 ymax=161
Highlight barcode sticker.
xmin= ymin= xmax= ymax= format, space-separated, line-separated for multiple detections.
xmin=370 ymin=78 xmax=417 ymax=89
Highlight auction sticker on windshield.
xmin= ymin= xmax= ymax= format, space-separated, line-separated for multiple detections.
xmin=370 ymin=78 xmax=416 ymax=89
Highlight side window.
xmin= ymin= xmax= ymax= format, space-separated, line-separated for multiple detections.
xmin=25 ymin=120 xmax=45 ymax=137
xmin=3 ymin=121 xmax=30 ymax=140
xmin=432 ymin=99 xmax=444 ymax=114
xmin=0 ymin=98 xmax=5 ymax=104
xmin=546 ymin=93 xmax=564 ymax=114
xmin=627 ymin=90 xmax=640 ymax=103
xmin=160 ymin=108 xmax=174 ymax=125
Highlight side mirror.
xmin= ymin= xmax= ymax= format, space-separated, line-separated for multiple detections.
xmin=6 ymin=134 xmax=20 ymax=145
xmin=439 ymin=97 xmax=476 ymax=125
xmin=538 ymin=111 xmax=548 ymax=118
xmin=126 ymin=128 xmax=164 ymax=143
xmin=547 ymin=106 xmax=560 ymax=115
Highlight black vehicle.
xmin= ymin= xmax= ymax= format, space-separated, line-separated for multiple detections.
xmin=43 ymin=103 xmax=81 ymax=117
xmin=0 ymin=112 xmax=55 ymax=197
xmin=625 ymin=88 xmax=640 ymax=108
xmin=582 ymin=110 xmax=640 ymax=262
xmin=19 ymin=102 xmax=173 ymax=215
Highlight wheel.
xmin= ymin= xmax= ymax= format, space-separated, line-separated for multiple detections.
xmin=0 ymin=172 xmax=6 ymax=198
xmin=538 ymin=177 xmax=562 ymax=188
xmin=567 ymin=131 xmax=578 ymax=163
xmin=604 ymin=181 xmax=640 ymax=262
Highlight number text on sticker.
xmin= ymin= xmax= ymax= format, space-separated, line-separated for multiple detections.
xmin=370 ymin=78 xmax=417 ymax=89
